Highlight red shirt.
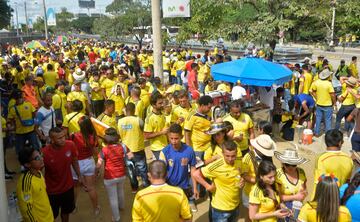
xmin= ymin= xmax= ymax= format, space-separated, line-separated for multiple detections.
xmin=99 ymin=144 xmax=128 ymax=180
xmin=42 ymin=141 xmax=77 ymax=194
xmin=72 ymin=133 xmax=97 ymax=160
xmin=188 ymin=70 xmax=198 ymax=92
xmin=185 ymin=60 xmax=194 ymax=72
xmin=88 ymin=52 xmax=96 ymax=64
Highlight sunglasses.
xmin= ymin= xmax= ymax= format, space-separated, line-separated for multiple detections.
xmin=284 ymin=163 xmax=297 ymax=167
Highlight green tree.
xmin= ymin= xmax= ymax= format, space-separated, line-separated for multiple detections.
xmin=55 ymin=7 xmax=74 ymax=33
xmin=93 ymin=0 xmax=151 ymax=47
xmin=0 ymin=1 xmax=13 ymax=29
xmin=71 ymin=16 xmax=96 ymax=34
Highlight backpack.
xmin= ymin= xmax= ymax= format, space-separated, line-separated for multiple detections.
xmin=35 ymin=66 xmax=44 ymax=76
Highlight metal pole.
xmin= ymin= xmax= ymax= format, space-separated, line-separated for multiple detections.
xmin=151 ymin=0 xmax=163 ymax=83
xmin=330 ymin=3 xmax=336 ymax=46
xmin=0 ymin=93 xmax=9 ymax=222
xmin=24 ymin=1 xmax=29 ymax=36
xmin=42 ymin=0 xmax=48 ymax=39
xmin=15 ymin=2 xmax=19 ymax=36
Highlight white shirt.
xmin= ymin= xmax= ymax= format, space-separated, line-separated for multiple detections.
xmin=259 ymin=87 xmax=275 ymax=109
xmin=35 ymin=106 xmax=56 ymax=137
xmin=231 ymin=85 xmax=247 ymax=100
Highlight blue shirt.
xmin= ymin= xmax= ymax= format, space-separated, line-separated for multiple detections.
xmin=160 ymin=143 xmax=196 ymax=189
xmin=340 ymin=183 xmax=360 ymax=222
xmin=295 ymin=93 xmax=315 ymax=108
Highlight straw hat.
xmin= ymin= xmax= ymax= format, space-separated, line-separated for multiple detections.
xmin=319 ymin=69 xmax=333 ymax=80
xmin=274 ymin=149 xmax=309 ymax=165
xmin=345 ymin=77 xmax=357 ymax=87
xmin=250 ymin=135 xmax=276 ymax=157
xmin=302 ymin=57 xmax=311 ymax=62
xmin=72 ymin=68 xmax=86 ymax=81
xmin=206 ymin=122 xmax=229 ymax=135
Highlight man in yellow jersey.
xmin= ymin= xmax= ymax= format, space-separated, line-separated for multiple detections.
xmin=314 ymin=129 xmax=353 ymax=190
xmin=132 ymin=160 xmax=192 ymax=222
xmin=101 ymin=69 xmax=117 ymax=99
xmin=125 ymin=86 xmax=145 ymax=120
xmin=17 ymin=146 xmax=54 ymax=222
xmin=89 ymin=72 xmax=104 ymax=117
xmin=171 ymin=90 xmax=196 ymax=131
xmin=144 ymin=92 xmax=168 ymax=159
xmin=192 ymin=140 xmax=244 ymax=221
xmin=310 ymin=69 xmax=336 ymax=136
xmin=43 ymin=63 xmax=58 ymax=88
xmin=97 ymin=100 xmax=117 ymax=129
xmin=335 ymin=77 xmax=357 ymax=135
xmin=184 ymin=95 xmax=213 ymax=159
xmin=52 ymin=80 xmax=67 ymax=123
xmin=349 ymin=56 xmax=358 ymax=78
xmin=67 ymin=80 xmax=90 ymax=115
xmin=138 ymin=78 xmax=150 ymax=108
xmin=298 ymin=64 xmax=313 ymax=95
xmin=62 ymin=100 xmax=85 ymax=136
xmin=118 ymin=103 xmax=149 ymax=189
xmin=223 ymin=100 xmax=255 ymax=156
xmin=7 ymin=90 xmax=39 ymax=154
xmin=163 ymin=52 xmax=171 ymax=85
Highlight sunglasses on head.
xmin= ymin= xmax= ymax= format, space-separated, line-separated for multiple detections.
xmin=284 ymin=163 xmax=297 ymax=167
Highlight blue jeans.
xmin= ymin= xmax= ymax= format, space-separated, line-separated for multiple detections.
xmin=314 ymin=105 xmax=333 ymax=136
xmin=211 ymin=206 xmax=239 ymax=222
xmin=351 ymin=132 xmax=360 ymax=151
xmin=15 ymin=131 xmax=40 ymax=155
xmin=198 ymin=82 xmax=205 ymax=94
xmin=335 ymin=104 xmax=355 ymax=134
xmin=176 ymin=70 xmax=182 ymax=85
xmin=132 ymin=150 xmax=150 ymax=187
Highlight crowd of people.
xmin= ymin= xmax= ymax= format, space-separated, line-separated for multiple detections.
xmin=0 ymin=38 xmax=359 ymax=222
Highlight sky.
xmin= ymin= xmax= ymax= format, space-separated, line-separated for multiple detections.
xmin=8 ymin=0 xmax=113 ymax=25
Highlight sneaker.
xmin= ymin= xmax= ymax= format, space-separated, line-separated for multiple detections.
xmin=5 ymin=174 xmax=13 ymax=181
xmin=94 ymin=205 xmax=100 ymax=216
xmin=189 ymin=201 xmax=198 ymax=213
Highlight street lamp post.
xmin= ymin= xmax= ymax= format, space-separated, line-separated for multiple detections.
xmin=14 ymin=2 xmax=19 ymax=36
xmin=151 ymin=0 xmax=163 ymax=84
xmin=42 ymin=0 xmax=48 ymax=39
xmin=330 ymin=0 xmax=336 ymax=47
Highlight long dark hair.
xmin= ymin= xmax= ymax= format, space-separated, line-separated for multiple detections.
xmin=313 ymin=176 xmax=340 ymax=222
xmin=210 ymin=130 xmax=228 ymax=152
xmin=78 ymin=116 xmax=96 ymax=148
xmin=256 ymin=161 xmax=278 ymax=199
xmin=341 ymin=172 xmax=360 ymax=205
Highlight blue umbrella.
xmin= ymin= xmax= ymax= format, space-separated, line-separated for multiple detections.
xmin=211 ymin=57 xmax=293 ymax=86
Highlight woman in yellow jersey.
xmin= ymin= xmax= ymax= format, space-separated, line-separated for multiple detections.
xmin=298 ymin=174 xmax=352 ymax=222
xmin=274 ymin=149 xmax=309 ymax=220
xmin=249 ymin=161 xmax=291 ymax=222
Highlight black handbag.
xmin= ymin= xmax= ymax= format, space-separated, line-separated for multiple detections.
xmin=120 ymin=144 xmax=139 ymax=190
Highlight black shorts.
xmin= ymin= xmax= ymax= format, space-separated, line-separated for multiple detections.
xmin=48 ymin=187 xmax=75 ymax=218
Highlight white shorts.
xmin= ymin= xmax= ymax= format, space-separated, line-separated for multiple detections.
xmin=242 ymin=190 xmax=249 ymax=208
xmin=71 ymin=157 xmax=96 ymax=180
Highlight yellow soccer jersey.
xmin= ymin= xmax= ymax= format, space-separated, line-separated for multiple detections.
xmin=17 ymin=171 xmax=54 ymax=222
xmin=242 ymin=151 xmax=257 ymax=195
xmin=314 ymin=151 xmax=353 ymax=187
xmin=62 ymin=111 xmax=85 ymax=135
xmin=223 ymin=113 xmax=254 ymax=151
xmin=90 ymin=81 xmax=104 ymax=101
xmin=52 ymin=91 xmax=67 ymax=120
xmin=184 ymin=111 xmax=211 ymax=152
xmin=67 ymin=91 xmax=88 ymax=114
xmin=118 ymin=116 xmax=145 ymax=152
xmin=108 ymin=94 xmax=125 ymax=116
xmin=97 ymin=113 xmax=117 ymax=129
xmin=340 ymin=83 xmax=356 ymax=106
xmin=144 ymin=112 xmax=167 ymax=151
xmin=298 ymin=202 xmax=351 ymax=222
xmin=101 ymin=78 xmax=116 ymax=98
xmin=299 ymin=71 xmax=313 ymax=94
xmin=132 ymin=184 xmax=192 ymax=222
xmin=276 ymin=167 xmax=307 ymax=196
xmin=43 ymin=71 xmax=58 ymax=88
xmin=171 ymin=104 xmax=195 ymax=129
xmin=125 ymin=97 xmax=145 ymax=120
xmin=8 ymin=102 xmax=36 ymax=134
xmin=249 ymin=184 xmax=280 ymax=222
xmin=201 ymin=158 xmax=241 ymax=211
xmin=310 ymin=80 xmax=334 ymax=106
